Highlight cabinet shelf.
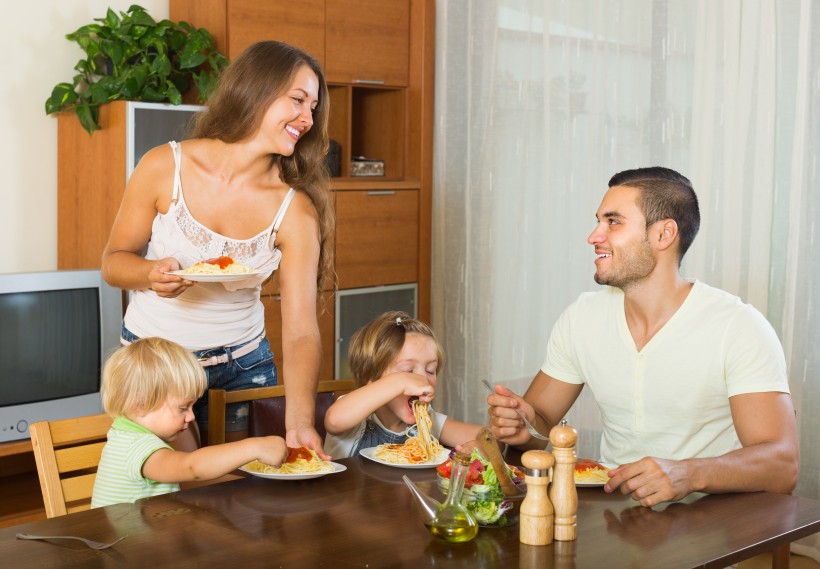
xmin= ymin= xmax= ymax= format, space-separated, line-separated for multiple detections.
xmin=328 ymin=85 xmax=407 ymax=179
xmin=331 ymin=179 xmax=420 ymax=191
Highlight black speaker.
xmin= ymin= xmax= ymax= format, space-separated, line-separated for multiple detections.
xmin=325 ymin=139 xmax=341 ymax=177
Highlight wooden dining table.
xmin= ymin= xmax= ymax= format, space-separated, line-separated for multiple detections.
xmin=2 ymin=453 xmax=820 ymax=569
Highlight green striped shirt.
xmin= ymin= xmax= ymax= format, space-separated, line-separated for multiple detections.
xmin=91 ymin=416 xmax=180 ymax=508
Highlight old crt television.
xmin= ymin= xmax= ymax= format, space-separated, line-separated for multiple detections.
xmin=0 ymin=270 xmax=121 ymax=442
xmin=126 ymin=101 xmax=203 ymax=178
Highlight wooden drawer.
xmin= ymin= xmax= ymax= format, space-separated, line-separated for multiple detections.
xmin=334 ymin=189 xmax=418 ymax=288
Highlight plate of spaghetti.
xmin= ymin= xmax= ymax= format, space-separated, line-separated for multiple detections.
xmin=240 ymin=447 xmax=346 ymax=480
xmin=574 ymin=458 xmax=611 ymax=487
xmin=166 ymin=256 xmax=260 ymax=282
xmin=360 ymin=446 xmax=450 ymax=469
xmin=359 ymin=400 xmax=450 ymax=468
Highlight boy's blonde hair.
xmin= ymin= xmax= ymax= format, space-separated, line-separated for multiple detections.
xmin=101 ymin=337 xmax=207 ymax=417
xmin=348 ymin=311 xmax=444 ymax=387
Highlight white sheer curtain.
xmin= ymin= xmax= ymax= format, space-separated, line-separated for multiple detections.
xmin=432 ymin=0 xmax=819 ymax=559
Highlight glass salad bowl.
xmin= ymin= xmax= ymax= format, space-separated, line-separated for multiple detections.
xmin=435 ymin=452 xmax=527 ymax=527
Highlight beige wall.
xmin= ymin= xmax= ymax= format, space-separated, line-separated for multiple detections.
xmin=1 ymin=1 xmax=169 ymax=274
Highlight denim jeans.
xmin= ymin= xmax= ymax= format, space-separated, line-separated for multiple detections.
xmin=120 ymin=325 xmax=278 ymax=432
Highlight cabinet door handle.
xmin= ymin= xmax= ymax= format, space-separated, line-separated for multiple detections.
xmin=354 ymin=79 xmax=385 ymax=85
xmin=367 ymin=191 xmax=396 ymax=196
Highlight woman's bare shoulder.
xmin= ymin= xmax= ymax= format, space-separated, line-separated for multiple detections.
xmin=289 ymin=187 xmax=321 ymax=211
xmin=275 ymin=188 xmax=321 ymax=244
xmin=126 ymin=143 xmax=184 ymax=211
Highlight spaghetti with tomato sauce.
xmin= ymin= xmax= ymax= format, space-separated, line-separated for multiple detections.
xmin=244 ymin=447 xmax=334 ymax=475
xmin=183 ymin=256 xmax=252 ymax=275
xmin=574 ymin=459 xmax=610 ymax=484
xmin=373 ymin=400 xmax=444 ymax=464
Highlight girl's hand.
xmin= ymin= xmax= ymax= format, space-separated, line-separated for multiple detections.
xmin=150 ymin=257 xmax=195 ymax=298
xmin=395 ymin=372 xmax=435 ymax=402
xmin=254 ymin=436 xmax=289 ymax=468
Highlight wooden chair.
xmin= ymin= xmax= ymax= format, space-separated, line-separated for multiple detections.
xmin=29 ymin=414 xmax=113 ymax=518
xmin=207 ymin=379 xmax=356 ymax=445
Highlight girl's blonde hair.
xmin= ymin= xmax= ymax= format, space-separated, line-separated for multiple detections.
xmin=347 ymin=311 xmax=444 ymax=388
xmin=101 ymin=337 xmax=207 ymax=417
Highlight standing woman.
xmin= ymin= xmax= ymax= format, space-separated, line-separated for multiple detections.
xmin=101 ymin=41 xmax=334 ymax=457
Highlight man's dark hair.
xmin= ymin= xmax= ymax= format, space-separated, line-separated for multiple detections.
xmin=608 ymin=167 xmax=700 ymax=263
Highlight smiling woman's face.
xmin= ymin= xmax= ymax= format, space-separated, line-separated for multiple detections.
xmin=256 ymin=64 xmax=319 ymax=155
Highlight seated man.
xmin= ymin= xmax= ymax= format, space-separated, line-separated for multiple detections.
xmin=488 ymin=166 xmax=798 ymax=507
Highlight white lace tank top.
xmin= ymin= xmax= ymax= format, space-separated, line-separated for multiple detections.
xmin=123 ymin=141 xmax=296 ymax=351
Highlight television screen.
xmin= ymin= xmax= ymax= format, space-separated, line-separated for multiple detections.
xmin=0 ymin=288 xmax=101 ymax=407
xmin=127 ymin=102 xmax=202 ymax=178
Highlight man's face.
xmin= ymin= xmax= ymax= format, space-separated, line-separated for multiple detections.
xmin=587 ymin=185 xmax=656 ymax=289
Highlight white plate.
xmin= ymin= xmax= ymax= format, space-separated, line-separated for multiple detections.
xmin=359 ymin=446 xmax=450 ymax=469
xmin=575 ymin=480 xmax=606 ymax=488
xmin=239 ymin=461 xmax=346 ymax=480
xmin=165 ymin=270 xmax=261 ymax=282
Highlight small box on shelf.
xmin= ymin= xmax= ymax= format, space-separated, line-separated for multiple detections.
xmin=350 ymin=156 xmax=385 ymax=177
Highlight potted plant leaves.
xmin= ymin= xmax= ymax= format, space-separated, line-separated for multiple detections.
xmin=45 ymin=4 xmax=228 ymax=135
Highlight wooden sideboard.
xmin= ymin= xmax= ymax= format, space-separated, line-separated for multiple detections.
xmin=0 ymin=441 xmax=43 ymax=527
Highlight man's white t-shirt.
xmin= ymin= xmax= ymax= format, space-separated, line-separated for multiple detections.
xmin=541 ymin=280 xmax=789 ymax=466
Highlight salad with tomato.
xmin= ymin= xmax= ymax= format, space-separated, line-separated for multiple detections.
xmin=436 ymin=449 xmax=526 ymax=526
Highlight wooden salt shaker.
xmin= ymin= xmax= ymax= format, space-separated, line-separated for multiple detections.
xmin=519 ymin=450 xmax=555 ymax=546
xmin=549 ymin=420 xmax=578 ymax=541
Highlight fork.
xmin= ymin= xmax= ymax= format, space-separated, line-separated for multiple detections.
xmin=481 ymin=379 xmax=550 ymax=441
xmin=16 ymin=533 xmax=127 ymax=550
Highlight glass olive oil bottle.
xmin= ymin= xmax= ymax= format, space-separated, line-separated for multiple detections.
xmin=425 ymin=451 xmax=478 ymax=542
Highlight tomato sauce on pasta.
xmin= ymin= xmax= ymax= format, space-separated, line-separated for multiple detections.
xmin=245 ymin=447 xmax=333 ymax=475
xmin=373 ymin=400 xmax=444 ymax=464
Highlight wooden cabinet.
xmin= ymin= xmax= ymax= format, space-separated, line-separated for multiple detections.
xmin=325 ymin=0 xmax=410 ymax=86
xmin=173 ymin=0 xmax=409 ymax=87
xmin=0 ymin=444 xmax=43 ymax=528
xmin=335 ymin=190 xmax=419 ymax=289
xmin=57 ymin=103 xmax=128 ymax=270
xmin=225 ymin=0 xmax=325 ymax=63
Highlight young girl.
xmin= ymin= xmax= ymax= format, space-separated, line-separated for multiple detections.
xmin=324 ymin=311 xmax=481 ymax=459
xmin=92 ymin=337 xmax=288 ymax=508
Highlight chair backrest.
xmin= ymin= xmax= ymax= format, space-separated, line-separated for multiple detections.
xmin=29 ymin=413 xmax=113 ymax=518
xmin=207 ymin=379 xmax=356 ymax=445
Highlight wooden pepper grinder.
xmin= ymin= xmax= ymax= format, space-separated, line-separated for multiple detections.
xmin=549 ymin=419 xmax=578 ymax=541
xmin=519 ymin=449 xmax=555 ymax=546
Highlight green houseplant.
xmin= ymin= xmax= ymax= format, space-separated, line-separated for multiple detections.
xmin=45 ymin=4 xmax=228 ymax=135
